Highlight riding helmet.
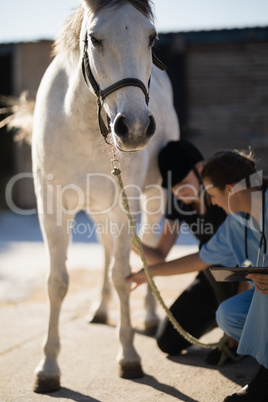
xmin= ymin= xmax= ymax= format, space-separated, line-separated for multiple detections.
xmin=158 ymin=139 xmax=204 ymax=188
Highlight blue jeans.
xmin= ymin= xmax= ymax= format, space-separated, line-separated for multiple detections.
xmin=216 ymin=287 xmax=254 ymax=342
xmin=216 ymin=287 xmax=268 ymax=369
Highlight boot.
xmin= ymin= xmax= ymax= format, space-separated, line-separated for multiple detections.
xmin=206 ymin=346 xmax=242 ymax=366
xmin=224 ymin=365 xmax=268 ymax=401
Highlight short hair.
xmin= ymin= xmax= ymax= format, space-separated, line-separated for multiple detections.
xmin=201 ymin=148 xmax=257 ymax=190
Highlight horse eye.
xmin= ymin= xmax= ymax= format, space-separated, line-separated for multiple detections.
xmin=149 ymin=33 xmax=157 ymax=47
xmin=90 ymin=35 xmax=102 ymax=46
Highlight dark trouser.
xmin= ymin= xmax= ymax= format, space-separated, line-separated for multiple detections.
xmin=156 ymin=269 xmax=237 ymax=355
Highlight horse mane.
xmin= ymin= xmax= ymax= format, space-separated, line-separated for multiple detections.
xmin=53 ymin=0 xmax=154 ymax=56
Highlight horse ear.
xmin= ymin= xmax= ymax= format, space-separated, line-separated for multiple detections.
xmin=152 ymin=51 xmax=166 ymax=71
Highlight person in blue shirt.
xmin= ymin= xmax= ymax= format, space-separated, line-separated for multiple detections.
xmin=134 ymin=139 xmax=239 ymax=363
xmin=127 ymin=148 xmax=268 ymax=402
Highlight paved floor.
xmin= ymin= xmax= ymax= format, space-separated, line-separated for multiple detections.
xmin=0 ymin=211 xmax=258 ymax=401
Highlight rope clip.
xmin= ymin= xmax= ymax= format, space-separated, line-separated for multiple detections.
xmin=111 ymin=157 xmax=121 ymax=176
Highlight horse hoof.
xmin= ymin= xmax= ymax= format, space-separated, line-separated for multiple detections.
xmin=144 ymin=322 xmax=158 ymax=336
xmin=33 ymin=374 xmax=60 ymax=394
xmin=119 ymin=362 xmax=144 ymax=379
xmin=88 ymin=312 xmax=108 ymax=324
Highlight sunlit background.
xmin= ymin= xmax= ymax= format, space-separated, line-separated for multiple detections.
xmin=1 ymin=0 xmax=268 ymax=43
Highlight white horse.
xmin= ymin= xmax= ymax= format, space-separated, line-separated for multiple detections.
xmin=31 ymin=0 xmax=179 ymax=393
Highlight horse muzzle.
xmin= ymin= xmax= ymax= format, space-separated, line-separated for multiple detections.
xmin=111 ymin=112 xmax=156 ymax=152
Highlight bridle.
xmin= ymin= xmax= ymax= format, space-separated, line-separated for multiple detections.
xmin=82 ymin=32 xmax=166 ymax=144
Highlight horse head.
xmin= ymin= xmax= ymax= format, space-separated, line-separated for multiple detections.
xmin=81 ymin=0 xmax=164 ymax=152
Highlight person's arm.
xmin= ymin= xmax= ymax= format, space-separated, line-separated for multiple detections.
xmin=126 ymin=251 xmax=209 ymax=290
xmin=134 ymin=219 xmax=180 ymax=265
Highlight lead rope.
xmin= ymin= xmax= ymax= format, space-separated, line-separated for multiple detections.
xmin=110 ymin=156 xmax=242 ymax=366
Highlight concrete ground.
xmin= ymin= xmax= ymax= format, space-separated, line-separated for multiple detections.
xmin=0 ymin=211 xmax=258 ymax=402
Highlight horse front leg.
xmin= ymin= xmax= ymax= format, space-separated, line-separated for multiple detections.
xmin=34 ymin=212 xmax=71 ymax=393
xmin=112 ymin=230 xmax=143 ymax=379
xmin=139 ymin=187 xmax=164 ymax=334
xmin=88 ymin=231 xmax=113 ymax=324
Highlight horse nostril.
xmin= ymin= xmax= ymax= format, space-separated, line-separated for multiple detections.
xmin=113 ymin=113 xmax=156 ymax=141
xmin=146 ymin=115 xmax=156 ymax=139
xmin=114 ymin=115 xmax=128 ymax=139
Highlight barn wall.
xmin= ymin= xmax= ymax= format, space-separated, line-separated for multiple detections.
xmin=12 ymin=41 xmax=53 ymax=98
xmin=0 ymin=44 xmax=14 ymax=209
xmin=159 ymin=27 xmax=268 ymax=174
xmin=11 ymin=41 xmax=53 ymax=209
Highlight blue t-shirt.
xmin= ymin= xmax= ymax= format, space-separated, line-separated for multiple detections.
xmin=200 ymin=191 xmax=268 ymax=268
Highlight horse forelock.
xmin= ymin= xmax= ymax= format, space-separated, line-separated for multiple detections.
xmin=53 ymin=0 xmax=154 ymax=57
xmin=85 ymin=0 xmax=154 ymax=21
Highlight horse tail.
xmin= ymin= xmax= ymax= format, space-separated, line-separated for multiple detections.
xmin=0 ymin=92 xmax=35 ymax=144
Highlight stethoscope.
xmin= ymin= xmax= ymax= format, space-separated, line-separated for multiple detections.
xmin=244 ymin=186 xmax=267 ymax=267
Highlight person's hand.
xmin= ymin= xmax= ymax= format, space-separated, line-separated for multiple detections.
xmin=246 ymin=272 xmax=268 ymax=294
xmin=125 ymin=268 xmax=148 ymax=291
